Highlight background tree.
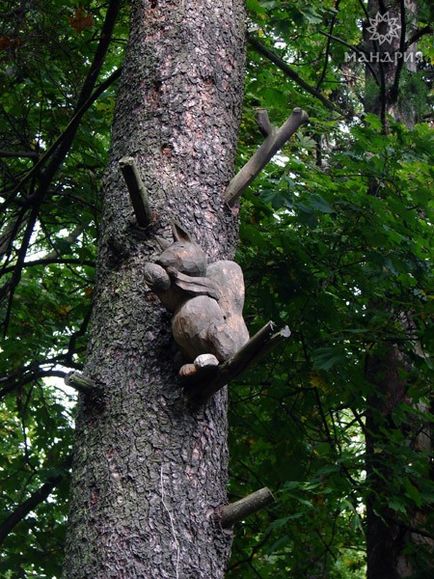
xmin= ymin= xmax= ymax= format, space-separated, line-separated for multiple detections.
xmin=1 ymin=1 xmax=433 ymax=578
xmin=362 ymin=1 xmax=433 ymax=577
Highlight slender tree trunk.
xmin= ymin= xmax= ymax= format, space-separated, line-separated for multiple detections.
xmin=63 ymin=1 xmax=245 ymax=577
xmin=364 ymin=2 xmax=433 ymax=577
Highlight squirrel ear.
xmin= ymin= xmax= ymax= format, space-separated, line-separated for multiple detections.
xmin=172 ymin=221 xmax=192 ymax=243
xmin=155 ymin=235 xmax=171 ymax=250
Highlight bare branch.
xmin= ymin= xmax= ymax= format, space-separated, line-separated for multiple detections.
xmin=248 ymin=34 xmax=344 ymax=114
xmin=75 ymin=1 xmax=121 ymax=110
xmin=224 ymin=109 xmax=308 ymax=206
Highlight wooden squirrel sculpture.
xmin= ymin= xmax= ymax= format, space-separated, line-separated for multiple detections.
xmin=144 ymin=223 xmax=249 ymax=376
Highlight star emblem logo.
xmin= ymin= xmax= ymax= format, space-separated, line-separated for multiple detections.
xmin=367 ymin=11 xmax=401 ymax=45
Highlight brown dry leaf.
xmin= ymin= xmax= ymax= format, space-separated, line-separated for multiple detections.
xmin=69 ymin=7 xmax=94 ymax=33
xmin=0 ymin=36 xmax=22 ymax=50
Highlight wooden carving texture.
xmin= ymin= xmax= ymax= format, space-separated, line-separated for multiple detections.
xmin=144 ymin=224 xmax=249 ymax=375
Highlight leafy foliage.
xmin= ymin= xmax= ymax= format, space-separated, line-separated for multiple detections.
xmin=0 ymin=0 xmax=432 ymax=577
xmin=0 ymin=1 xmax=128 ymax=575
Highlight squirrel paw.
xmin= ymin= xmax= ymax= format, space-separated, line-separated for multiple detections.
xmin=178 ymin=354 xmax=219 ymax=379
xmin=194 ymin=354 xmax=219 ymax=369
xmin=179 ymin=363 xmax=197 ymax=378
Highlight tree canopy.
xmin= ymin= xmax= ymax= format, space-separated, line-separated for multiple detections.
xmin=0 ymin=1 xmax=433 ymax=577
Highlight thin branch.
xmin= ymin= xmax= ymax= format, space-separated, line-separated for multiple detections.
xmin=316 ymin=0 xmax=341 ymax=91
xmin=44 ymin=224 xmax=84 ymax=260
xmin=0 ymin=2 xmax=122 ymax=335
xmin=0 ymin=458 xmax=71 ymax=546
xmin=2 ymin=68 xmax=122 ymax=209
xmin=313 ymin=386 xmax=335 ymax=451
xmin=1 ymin=257 xmax=95 ymax=274
xmin=224 ymin=108 xmax=308 ymax=206
xmin=0 ymin=207 xmax=26 ymax=261
xmin=2 ymin=0 xmax=122 ymax=204
xmin=389 ymin=0 xmax=407 ymax=104
xmin=247 ymin=34 xmax=344 ymax=115
xmin=0 ymin=368 xmax=67 ymax=400
xmin=350 ymin=406 xmax=367 ymax=436
xmin=318 ymin=31 xmax=380 ymax=84
xmin=1 ymin=204 xmax=39 ymax=336
xmin=0 ymin=150 xmax=39 ymax=159
xmin=356 ymin=0 xmax=369 ymax=20
xmin=0 ymin=68 xmax=120 ymax=335
xmin=65 ymin=307 xmax=92 ymax=366
xmin=405 ymin=25 xmax=432 ymax=49
xmin=247 ymin=560 xmax=265 ymax=579
xmin=228 ymin=530 xmax=272 ymax=572
xmin=23 ymin=67 xmax=122 ymax=204
xmin=75 ymin=0 xmax=121 ymax=110
xmin=38 ymin=0 xmax=122 ymax=190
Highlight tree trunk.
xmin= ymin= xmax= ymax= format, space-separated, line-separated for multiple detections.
xmin=63 ymin=1 xmax=245 ymax=577
xmin=365 ymin=348 xmax=409 ymax=579
xmin=364 ymin=2 xmax=433 ymax=577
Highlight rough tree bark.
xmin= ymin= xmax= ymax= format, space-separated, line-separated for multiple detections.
xmin=363 ymin=2 xmax=433 ymax=577
xmin=63 ymin=1 xmax=245 ymax=577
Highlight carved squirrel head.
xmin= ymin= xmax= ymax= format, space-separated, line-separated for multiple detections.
xmin=156 ymin=223 xmax=207 ymax=277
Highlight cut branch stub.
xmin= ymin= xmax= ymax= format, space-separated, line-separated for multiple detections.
xmin=219 ymin=487 xmax=275 ymax=528
xmin=182 ymin=321 xmax=291 ymax=402
xmin=119 ymin=156 xmax=152 ymax=228
xmin=224 ymin=107 xmax=308 ymax=206
xmin=65 ymin=371 xmax=98 ymax=395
